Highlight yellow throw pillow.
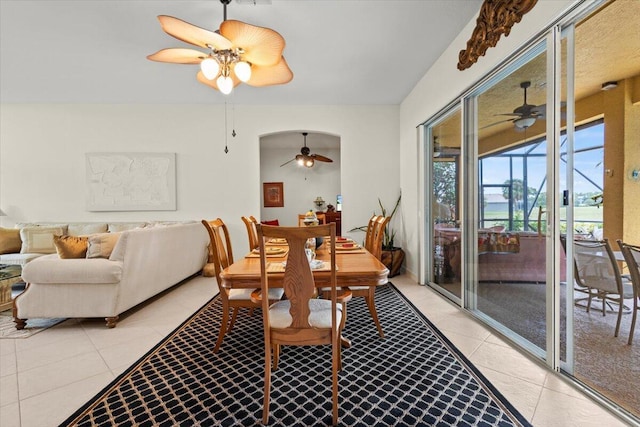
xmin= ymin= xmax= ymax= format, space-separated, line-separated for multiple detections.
xmin=0 ymin=227 xmax=22 ymax=254
xmin=86 ymin=232 xmax=122 ymax=259
xmin=53 ymin=235 xmax=89 ymax=259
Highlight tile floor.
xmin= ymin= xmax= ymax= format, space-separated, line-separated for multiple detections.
xmin=0 ymin=274 xmax=632 ymax=427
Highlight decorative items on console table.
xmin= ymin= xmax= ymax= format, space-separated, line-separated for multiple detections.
xmin=314 ymin=196 xmax=325 ymax=211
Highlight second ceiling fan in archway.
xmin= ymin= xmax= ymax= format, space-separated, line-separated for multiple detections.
xmin=280 ymin=132 xmax=333 ymax=168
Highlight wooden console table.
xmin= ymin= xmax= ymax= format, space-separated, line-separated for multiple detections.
xmin=324 ymin=211 xmax=342 ymax=235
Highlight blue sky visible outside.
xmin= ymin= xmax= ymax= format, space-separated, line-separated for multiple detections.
xmin=481 ymin=122 xmax=604 ymax=199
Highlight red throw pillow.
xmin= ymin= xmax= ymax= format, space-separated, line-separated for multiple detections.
xmin=261 ymin=219 xmax=280 ymax=226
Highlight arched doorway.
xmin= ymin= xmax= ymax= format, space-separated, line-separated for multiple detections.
xmin=259 ymin=131 xmax=341 ymax=226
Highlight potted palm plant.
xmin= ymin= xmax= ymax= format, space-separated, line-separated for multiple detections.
xmin=350 ymin=192 xmax=404 ymax=277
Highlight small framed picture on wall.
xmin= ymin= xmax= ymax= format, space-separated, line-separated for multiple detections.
xmin=263 ymin=182 xmax=284 ymax=207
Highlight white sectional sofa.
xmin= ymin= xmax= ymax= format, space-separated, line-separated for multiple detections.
xmin=0 ymin=222 xmax=150 ymax=266
xmin=13 ymin=222 xmax=209 ymax=329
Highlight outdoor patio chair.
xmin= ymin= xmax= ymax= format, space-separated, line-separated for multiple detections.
xmin=572 ymin=238 xmax=634 ymax=337
xmin=617 ymin=240 xmax=640 ymax=345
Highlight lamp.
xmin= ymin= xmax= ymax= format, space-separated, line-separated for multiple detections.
xmin=314 ymin=197 xmax=325 ymax=209
xmin=514 ymin=116 xmax=536 ymax=129
xmin=148 ymin=0 xmax=293 ymax=96
xmin=601 ymin=81 xmax=618 ymax=91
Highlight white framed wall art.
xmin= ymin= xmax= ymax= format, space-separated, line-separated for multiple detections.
xmin=86 ymin=152 xmax=176 ymax=211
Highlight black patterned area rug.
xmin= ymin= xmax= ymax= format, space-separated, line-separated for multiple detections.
xmin=62 ymin=284 xmax=531 ymax=427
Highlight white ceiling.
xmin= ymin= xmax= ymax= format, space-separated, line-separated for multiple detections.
xmin=0 ymin=0 xmax=482 ymax=105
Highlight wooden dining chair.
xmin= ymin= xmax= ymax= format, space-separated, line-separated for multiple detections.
xmin=201 ymin=219 xmax=283 ymax=353
xmin=241 ymin=215 xmax=259 ymax=251
xmin=617 ymin=240 xmax=640 ymax=345
xmin=347 ymin=215 xmax=390 ymax=337
xmin=365 ymin=215 xmax=390 ymax=260
xmin=364 ymin=215 xmax=380 ymax=255
xmin=320 ymin=215 xmax=389 ymax=337
xmin=257 ymin=223 xmax=350 ymax=426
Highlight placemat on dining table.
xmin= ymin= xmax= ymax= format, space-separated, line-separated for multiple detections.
xmin=245 ymin=248 xmax=289 ymax=258
xmin=329 ymin=246 xmax=366 ymax=254
xmin=266 ymin=261 xmax=336 ymax=273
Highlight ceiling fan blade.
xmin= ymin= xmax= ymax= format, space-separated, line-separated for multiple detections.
xmin=157 ymin=15 xmax=233 ymax=50
xmin=280 ymin=158 xmax=296 ymax=167
xmin=532 ymin=101 xmax=568 ymax=120
xmin=219 ymin=20 xmax=285 ymax=66
xmin=480 ymin=118 xmax=515 ymax=129
xmin=147 ymin=48 xmax=206 ymax=64
xmin=311 ymin=154 xmax=333 ymax=163
xmin=196 ymin=70 xmax=241 ymax=90
xmin=244 ymin=56 xmax=294 ymax=87
xmin=496 ymin=113 xmax=523 ymax=117
xmin=531 ymin=105 xmax=546 ymax=115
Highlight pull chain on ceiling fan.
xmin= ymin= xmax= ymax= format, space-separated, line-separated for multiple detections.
xmin=147 ymin=0 xmax=293 ymax=95
xmin=280 ymin=133 xmax=334 ymax=168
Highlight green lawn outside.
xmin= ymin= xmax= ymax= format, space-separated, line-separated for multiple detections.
xmin=483 ymin=206 xmax=602 ymax=221
xmin=482 ymin=206 xmax=603 ymax=232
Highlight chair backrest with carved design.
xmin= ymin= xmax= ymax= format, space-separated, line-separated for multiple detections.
xmin=364 ymin=215 xmax=379 ymax=253
xmin=257 ymin=224 xmax=336 ymax=329
xmin=241 ymin=215 xmax=259 ymax=250
xmin=366 ymin=216 xmax=391 ymax=260
xmin=201 ymin=219 xmax=234 ymax=288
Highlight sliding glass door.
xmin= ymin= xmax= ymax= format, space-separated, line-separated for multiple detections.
xmin=423 ymin=0 xmax=639 ymax=421
xmin=428 ymin=107 xmax=462 ymax=300
xmin=469 ymin=43 xmax=553 ymax=356
xmin=564 ymin=0 xmax=640 ymax=418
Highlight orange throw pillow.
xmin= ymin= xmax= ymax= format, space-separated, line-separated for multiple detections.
xmin=53 ymin=235 xmax=89 ymax=259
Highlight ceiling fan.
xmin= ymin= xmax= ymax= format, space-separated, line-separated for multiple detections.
xmin=482 ymin=81 xmax=546 ymax=130
xmin=280 ymin=133 xmax=334 ymax=168
xmin=147 ymin=0 xmax=293 ymax=95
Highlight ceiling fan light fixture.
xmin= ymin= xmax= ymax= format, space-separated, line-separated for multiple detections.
xmin=200 ymin=58 xmax=220 ymax=80
xmin=217 ymin=75 xmax=234 ymax=94
xmin=234 ymin=61 xmax=252 ymax=82
xmin=280 ymin=132 xmax=333 ymax=168
xmin=148 ymin=0 xmax=292 ymax=96
xmin=514 ymin=117 xmax=536 ymax=129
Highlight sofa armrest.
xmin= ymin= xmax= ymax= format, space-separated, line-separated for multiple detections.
xmin=22 ymin=254 xmax=123 ymax=284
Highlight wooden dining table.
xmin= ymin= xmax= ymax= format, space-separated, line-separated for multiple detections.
xmin=219 ymin=239 xmax=390 ymax=346
xmin=220 ymin=241 xmax=389 ymax=290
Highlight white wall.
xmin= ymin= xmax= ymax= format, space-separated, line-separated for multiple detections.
xmin=260 ymin=145 xmax=341 ymax=227
xmin=398 ymin=0 xmax=576 ymax=279
xmin=0 ymin=104 xmax=399 ymax=254
xmin=1 ymin=1 xmax=580 ymax=275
